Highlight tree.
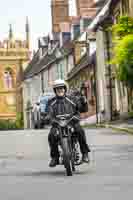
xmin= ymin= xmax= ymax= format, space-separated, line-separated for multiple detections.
xmin=112 ymin=16 xmax=133 ymax=39
xmin=111 ymin=16 xmax=133 ymax=111
xmin=114 ymin=35 xmax=133 ymax=85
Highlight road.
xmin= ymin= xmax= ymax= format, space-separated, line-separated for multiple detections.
xmin=0 ymin=128 xmax=133 ymax=200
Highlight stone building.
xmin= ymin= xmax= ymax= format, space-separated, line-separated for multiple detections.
xmin=66 ymin=52 xmax=96 ymax=118
xmin=23 ymin=37 xmax=74 ymax=128
xmin=0 ymin=19 xmax=30 ymax=120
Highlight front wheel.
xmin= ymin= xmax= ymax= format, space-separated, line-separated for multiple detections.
xmin=62 ymin=138 xmax=72 ymax=176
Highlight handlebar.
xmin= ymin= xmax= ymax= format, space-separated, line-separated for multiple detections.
xmin=56 ymin=114 xmax=72 ymax=120
xmin=52 ymin=115 xmax=79 ymax=127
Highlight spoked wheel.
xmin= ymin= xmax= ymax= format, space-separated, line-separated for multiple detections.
xmin=62 ymin=138 xmax=73 ymax=176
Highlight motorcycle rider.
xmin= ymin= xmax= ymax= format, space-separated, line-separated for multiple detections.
xmin=48 ymin=79 xmax=91 ymax=167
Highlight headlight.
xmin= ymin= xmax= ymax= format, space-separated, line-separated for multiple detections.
xmin=68 ymin=126 xmax=74 ymax=133
xmin=70 ymin=127 xmax=74 ymax=132
xmin=71 ymin=127 xmax=74 ymax=132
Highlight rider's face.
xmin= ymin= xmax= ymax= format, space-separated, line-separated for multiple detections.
xmin=56 ymin=87 xmax=65 ymax=97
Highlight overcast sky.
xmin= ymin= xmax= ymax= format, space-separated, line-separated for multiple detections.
xmin=0 ymin=0 xmax=76 ymax=50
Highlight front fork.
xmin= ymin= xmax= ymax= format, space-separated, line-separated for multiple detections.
xmin=58 ymin=127 xmax=72 ymax=165
xmin=58 ymin=127 xmax=80 ymax=166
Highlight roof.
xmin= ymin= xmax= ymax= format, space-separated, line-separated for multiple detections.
xmin=24 ymin=51 xmax=56 ymax=79
xmin=94 ymin=0 xmax=109 ymax=8
xmin=87 ymin=0 xmax=121 ymax=31
xmin=38 ymin=36 xmax=49 ymax=47
xmin=88 ymin=0 xmax=111 ymax=31
xmin=66 ymin=52 xmax=96 ymax=81
xmin=24 ymin=41 xmax=74 ymax=80
xmin=23 ymin=50 xmax=40 ymax=78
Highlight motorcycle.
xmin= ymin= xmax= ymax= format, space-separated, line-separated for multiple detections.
xmin=52 ymin=114 xmax=81 ymax=176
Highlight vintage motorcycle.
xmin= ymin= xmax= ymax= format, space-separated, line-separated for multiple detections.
xmin=52 ymin=114 xmax=81 ymax=176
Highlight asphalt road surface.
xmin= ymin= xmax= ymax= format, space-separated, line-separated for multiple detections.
xmin=0 ymin=128 xmax=133 ymax=200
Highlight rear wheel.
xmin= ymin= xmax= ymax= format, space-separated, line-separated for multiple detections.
xmin=71 ymin=148 xmax=76 ymax=172
xmin=62 ymin=138 xmax=72 ymax=176
xmin=72 ymin=160 xmax=76 ymax=172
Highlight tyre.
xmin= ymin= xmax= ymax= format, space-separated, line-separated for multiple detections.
xmin=71 ymin=147 xmax=76 ymax=172
xmin=71 ymin=152 xmax=76 ymax=172
xmin=72 ymin=161 xmax=76 ymax=172
xmin=34 ymin=123 xmax=38 ymax=129
xmin=62 ymin=138 xmax=72 ymax=176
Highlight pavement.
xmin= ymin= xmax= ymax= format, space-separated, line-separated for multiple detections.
xmin=80 ymin=115 xmax=133 ymax=134
xmin=100 ymin=118 xmax=133 ymax=134
xmin=80 ymin=115 xmax=97 ymax=125
xmin=0 ymin=128 xmax=133 ymax=200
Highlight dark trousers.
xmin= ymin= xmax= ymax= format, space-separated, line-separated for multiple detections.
xmin=48 ymin=123 xmax=90 ymax=158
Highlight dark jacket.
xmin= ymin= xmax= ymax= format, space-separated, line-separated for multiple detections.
xmin=48 ymin=95 xmax=80 ymax=124
xmin=79 ymin=95 xmax=88 ymax=113
xmin=70 ymin=90 xmax=88 ymax=113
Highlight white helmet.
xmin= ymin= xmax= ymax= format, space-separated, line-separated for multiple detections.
xmin=53 ymin=79 xmax=67 ymax=92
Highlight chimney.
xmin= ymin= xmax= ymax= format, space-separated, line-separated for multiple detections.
xmin=59 ymin=22 xmax=71 ymax=46
xmin=38 ymin=36 xmax=50 ymax=56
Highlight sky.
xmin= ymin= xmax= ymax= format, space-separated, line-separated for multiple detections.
xmin=0 ymin=0 xmax=76 ymax=50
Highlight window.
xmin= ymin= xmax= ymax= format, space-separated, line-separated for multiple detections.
xmin=4 ymin=68 xmax=13 ymax=89
xmin=57 ymin=62 xmax=64 ymax=79
xmin=60 ymin=63 xmax=64 ymax=79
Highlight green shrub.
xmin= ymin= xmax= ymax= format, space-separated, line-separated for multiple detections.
xmin=111 ymin=16 xmax=133 ymax=112
xmin=0 ymin=120 xmax=8 ymax=130
xmin=128 ymin=112 xmax=133 ymax=118
xmin=111 ymin=15 xmax=133 ymax=39
xmin=113 ymin=34 xmax=133 ymax=87
xmin=0 ymin=112 xmax=24 ymax=130
xmin=0 ymin=119 xmax=17 ymax=130
xmin=15 ymin=112 xmax=24 ymax=129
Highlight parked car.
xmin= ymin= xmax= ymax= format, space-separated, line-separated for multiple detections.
xmin=32 ymin=102 xmax=41 ymax=129
xmin=39 ymin=93 xmax=55 ymax=128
